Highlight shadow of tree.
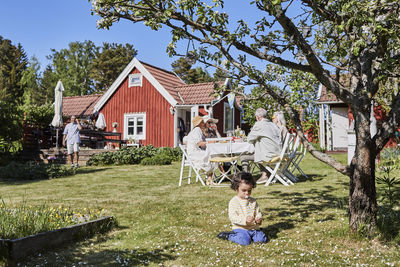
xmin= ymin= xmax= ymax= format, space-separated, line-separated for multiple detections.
xmin=75 ymin=167 xmax=111 ymax=175
xmin=0 ymin=167 xmax=110 ymax=185
xmin=256 ymin=187 xmax=350 ymax=241
xmin=15 ymin=234 xmax=177 ymax=267
xmin=261 ymin=221 xmax=295 ymax=241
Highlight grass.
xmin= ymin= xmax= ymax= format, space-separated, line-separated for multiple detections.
xmin=0 ymin=153 xmax=399 ymax=266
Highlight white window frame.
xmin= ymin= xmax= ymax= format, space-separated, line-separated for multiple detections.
xmin=223 ymin=102 xmax=234 ymax=133
xmin=124 ymin=113 xmax=146 ymax=140
xmin=128 ymin=73 xmax=143 ymax=87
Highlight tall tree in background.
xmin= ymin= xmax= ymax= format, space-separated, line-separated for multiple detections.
xmin=0 ymin=36 xmax=27 ymax=151
xmin=21 ymin=56 xmax=42 ymax=106
xmin=39 ymin=65 xmax=58 ymax=105
xmin=90 ymin=43 xmax=137 ymax=91
xmin=48 ymin=40 xmax=96 ymax=96
xmin=171 ymin=57 xmax=213 ymax=84
xmin=92 ymin=0 xmax=400 ymax=234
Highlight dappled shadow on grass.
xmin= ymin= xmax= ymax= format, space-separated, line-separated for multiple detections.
xmin=0 ymin=167 xmax=110 ymax=186
xmin=257 ymin=187 xmax=349 ymax=240
xmin=261 ymin=221 xmax=295 ymax=241
xmin=75 ymin=167 xmax=111 ymax=175
xmin=16 ymin=233 xmax=177 ymax=267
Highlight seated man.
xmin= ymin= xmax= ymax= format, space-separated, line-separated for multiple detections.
xmin=241 ymin=108 xmax=282 ymax=183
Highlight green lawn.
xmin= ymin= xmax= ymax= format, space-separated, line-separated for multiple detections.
xmin=1 ymin=154 xmax=399 ymax=266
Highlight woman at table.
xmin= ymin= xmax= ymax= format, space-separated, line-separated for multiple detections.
xmin=203 ymin=115 xmax=221 ymax=138
xmin=272 ymin=111 xmax=289 ymax=143
xmin=186 ymin=115 xmax=215 ymax=185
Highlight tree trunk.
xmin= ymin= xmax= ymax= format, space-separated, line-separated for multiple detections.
xmin=349 ymin=138 xmax=377 ymax=234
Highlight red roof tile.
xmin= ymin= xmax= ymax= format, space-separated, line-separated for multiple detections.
xmin=141 ymin=62 xmax=185 ymax=104
xmin=176 ymin=81 xmax=225 ymax=105
xmin=62 ymin=94 xmax=103 ymax=117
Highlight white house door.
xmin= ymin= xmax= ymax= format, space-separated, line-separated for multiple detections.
xmin=190 ymin=106 xmax=199 ymax=130
xmin=331 ymin=107 xmax=349 ymax=150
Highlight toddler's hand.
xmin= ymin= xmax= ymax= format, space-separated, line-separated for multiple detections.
xmin=246 ymin=216 xmax=254 ymax=225
xmin=255 ymin=217 xmax=262 ymax=225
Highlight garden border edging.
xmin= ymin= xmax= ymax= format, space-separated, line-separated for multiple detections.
xmin=0 ymin=216 xmax=115 ymax=262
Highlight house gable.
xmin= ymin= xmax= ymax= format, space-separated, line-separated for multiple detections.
xmin=94 ymin=57 xmax=183 ymax=112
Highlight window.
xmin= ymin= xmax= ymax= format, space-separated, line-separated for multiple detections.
xmin=128 ymin=73 xmax=142 ymax=87
xmin=223 ymin=102 xmax=234 ymax=133
xmin=124 ymin=113 xmax=146 ymax=140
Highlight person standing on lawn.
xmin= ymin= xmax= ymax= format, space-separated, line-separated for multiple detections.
xmin=62 ymin=115 xmax=82 ymax=168
xmin=225 ymin=172 xmax=267 ymax=245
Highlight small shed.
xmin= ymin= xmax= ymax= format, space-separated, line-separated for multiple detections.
xmin=317 ymin=84 xmax=349 ymax=151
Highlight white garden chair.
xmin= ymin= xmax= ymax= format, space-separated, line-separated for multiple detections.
xmin=178 ymin=144 xmax=206 ymax=186
xmin=288 ymin=140 xmax=308 ymax=179
xmin=259 ymin=133 xmax=295 ymax=186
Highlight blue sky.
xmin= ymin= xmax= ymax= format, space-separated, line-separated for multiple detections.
xmin=0 ymin=0 xmax=178 ymax=71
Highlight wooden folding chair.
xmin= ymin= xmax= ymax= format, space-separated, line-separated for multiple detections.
xmin=259 ymin=133 xmax=295 ymax=186
xmin=178 ymin=144 xmax=206 ymax=186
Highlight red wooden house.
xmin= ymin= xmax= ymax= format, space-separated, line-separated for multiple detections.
xmin=92 ymin=57 xmax=241 ymax=147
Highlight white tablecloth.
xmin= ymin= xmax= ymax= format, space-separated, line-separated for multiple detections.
xmin=206 ymin=142 xmax=254 ymax=156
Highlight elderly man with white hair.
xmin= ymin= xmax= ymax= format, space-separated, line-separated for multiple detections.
xmin=241 ymin=108 xmax=282 ymax=184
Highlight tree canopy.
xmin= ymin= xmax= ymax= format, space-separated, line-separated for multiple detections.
xmin=92 ymin=0 xmax=400 ymax=233
xmin=0 ymin=36 xmax=28 ymax=151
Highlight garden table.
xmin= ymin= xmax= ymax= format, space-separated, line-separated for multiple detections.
xmin=206 ymin=140 xmax=254 ymax=184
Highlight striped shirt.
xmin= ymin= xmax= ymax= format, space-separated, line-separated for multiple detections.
xmin=228 ymin=195 xmax=262 ymax=230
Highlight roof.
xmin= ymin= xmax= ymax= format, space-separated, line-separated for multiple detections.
xmin=176 ymin=81 xmax=224 ymax=105
xmin=141 ymin=62 xmax=185 ymax=104
xmin=62 ymin=94 xmax=103 ymax=117
xmin=94 ymin=58 xmax=184 ymax=111
xmin=94 ymin=57 xmax=236 ymax=111
xmin=317 ymin=75 xmax=350 ymax=104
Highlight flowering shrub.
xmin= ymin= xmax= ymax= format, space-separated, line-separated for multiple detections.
xmin=0 ymin=201 xmax=107 ymax=239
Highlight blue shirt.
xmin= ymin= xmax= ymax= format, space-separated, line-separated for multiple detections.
xmin=63 ymin=122 xmax=81 ymax=144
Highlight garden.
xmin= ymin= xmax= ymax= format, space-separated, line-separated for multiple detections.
xmin=0 ymin=151 xmax=399 ymax=266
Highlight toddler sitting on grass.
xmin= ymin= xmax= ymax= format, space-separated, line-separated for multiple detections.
xmin=218 ymin=172 xmax=267 ymax=245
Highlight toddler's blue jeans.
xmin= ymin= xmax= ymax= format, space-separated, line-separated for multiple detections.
xmin=228 ymin=228 xmax=267 ymax=245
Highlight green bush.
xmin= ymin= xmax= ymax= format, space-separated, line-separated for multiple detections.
xmin=86 ymin=145 xmax=181 ymax=166
xmin=0 ymin=162 xmax=74 ymax=180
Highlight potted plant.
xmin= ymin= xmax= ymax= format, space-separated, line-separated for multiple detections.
xmin=112 ymin=122 xmax=118 ymax=132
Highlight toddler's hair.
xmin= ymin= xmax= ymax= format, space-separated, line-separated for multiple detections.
xmin=230 ymin=172 xmax=256 ymax=190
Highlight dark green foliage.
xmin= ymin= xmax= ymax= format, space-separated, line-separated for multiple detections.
xmin=90 ymin=43 xmax=137 ymax=92
xmin=0 ymin=162 xmax=74 ymax=180
xmin=376 ymin=165 xmax=400 ymax=244
xmin=0 ymin=36 xmax=28 ymax=152
xmin=86 ymin=145 xmax=182 ymax=166
xmin=23 ymin=103 xmax=54 ymax=128
xmin=48 ymin=40 xmax=97 ymax=96
xmin=39 ymin=65 xmax=58 ymax=104
xmin=171 ymin=57 xmax=213 ymax=84
xmin=377 ymin=166 xmax=400 ymax=208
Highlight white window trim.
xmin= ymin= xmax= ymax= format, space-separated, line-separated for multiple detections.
xmin=223 ymin=102 xmax=234 ymax=133
xmin=128 ymin=73 xmax=143 ymax=87
xmin=124 ymin=113 xmax=146 ymax=140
